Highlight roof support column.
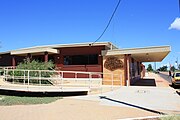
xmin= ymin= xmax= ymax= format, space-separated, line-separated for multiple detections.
xmin=125 ymin=54 xmax=131 ymax=86
xmin=124 ymin=54 xmax=127 ymax=86
xmin=12 ymin=56 xmax=16 ymax=67
xmin=44 ymin=52 xmax=48 ymax=62
xmin=27 ymin=53 xmax=32 ymax=62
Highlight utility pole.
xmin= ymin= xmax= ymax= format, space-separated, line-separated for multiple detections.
xmin=177 ymin=57 xmax=179 ymax=69
xmin=154 ymin=62 xmax=156 ymax=71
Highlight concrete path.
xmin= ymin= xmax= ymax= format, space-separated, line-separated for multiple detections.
xmin=73 ymin=73 xmax=180 ymax=115
xmin=74 ymin=86 xmax=180 ymax=114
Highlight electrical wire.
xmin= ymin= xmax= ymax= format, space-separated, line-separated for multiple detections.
xmin=92 ymin=0 xmax=122 ymax=45
xmin=179 ymin=0 xmax=180 ymax=15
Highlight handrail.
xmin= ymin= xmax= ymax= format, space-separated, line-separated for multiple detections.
xmin=0 ymin=66 xmax=16 ymax=70
xmin=2 ymin=69 xmax=123 ymax=92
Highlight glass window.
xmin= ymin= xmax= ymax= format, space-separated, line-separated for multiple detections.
xmin=48 ymin=55 xmax=55 ymax=63
xmin=175 ymin=73 xmax=180 ymax=77
xmin=64 ymin=54 xmax=98 ymax=65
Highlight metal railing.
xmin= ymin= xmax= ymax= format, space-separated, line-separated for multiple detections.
xmin=2 ymin=69 xmax=122 ymax=92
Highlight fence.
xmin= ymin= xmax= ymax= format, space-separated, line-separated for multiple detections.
xmin=2 ymin=68 xmax=122 ymax=92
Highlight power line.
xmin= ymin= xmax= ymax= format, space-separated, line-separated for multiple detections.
xmin=179 ymin=0 xmax=180 ymax=15
xmin=92 ymin=0 xmax=122 ymax=45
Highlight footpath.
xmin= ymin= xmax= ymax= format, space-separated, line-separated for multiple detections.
xmin=147 ymin=72 xmax=170 ymax=87
xmin=73 ymin=72 xmax=180 ymax=119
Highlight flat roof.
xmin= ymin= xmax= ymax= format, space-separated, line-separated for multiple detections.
xmin=11 ymin=47 xmax=59 ymax=55
xmin=0 ymin=42 xmax=118 ymax=55
xmin=0 ymin=42 xmax=171 ymax=62
xmin=102 ymin=46 xmax=171 ymax=62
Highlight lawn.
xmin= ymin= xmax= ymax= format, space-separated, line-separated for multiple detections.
xmin=0 ymin=95 xmax=62 ymax=106
xmin=160 ymin=115 xmax=180 ymax=120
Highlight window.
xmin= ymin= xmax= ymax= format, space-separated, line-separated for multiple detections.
xmin=175 ymin=73 xmax=180 ymax=77
xmin=34 ymin=56 xmax=43 ymax=62
xmin=64 ymin=54 xmax=98 ymax=65
xmin=48 ymin=55 xmax=55 ymax=63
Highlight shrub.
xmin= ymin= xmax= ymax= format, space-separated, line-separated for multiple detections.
xmin=9 ymin=59 xmax=55 ymax=78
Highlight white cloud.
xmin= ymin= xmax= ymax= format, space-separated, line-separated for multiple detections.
xmin=169 ymin=17 xmax=180 ymax=30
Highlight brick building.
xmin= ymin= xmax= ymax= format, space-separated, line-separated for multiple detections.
xmin=0 ymin=42 xmax=170 ymax=86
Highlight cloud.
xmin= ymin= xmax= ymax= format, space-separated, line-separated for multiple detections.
xmin=169 ymin=17 xmax=180 ymax=30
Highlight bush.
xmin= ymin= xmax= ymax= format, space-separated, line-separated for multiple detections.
xmin=17 ymin=59 xmax=54 ymax=70
xmin=9 ymin=59 xmax=55 ymax=77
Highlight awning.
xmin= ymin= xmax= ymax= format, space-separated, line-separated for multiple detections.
xmin=10 ymin=47 xmax=59 ymax=56
xmin=101 ymin=46 xmax=171 ymax=62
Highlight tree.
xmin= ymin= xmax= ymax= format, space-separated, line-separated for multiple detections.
xmin=159 ymin=65 xmax=168 ymax=71
xmin=178 ymin=64 xmax=180 ymax=70
xmin=170 ymin=66 xmax=176 ymax=72
xmin=147 ymin=64 xmax=153 ymax=72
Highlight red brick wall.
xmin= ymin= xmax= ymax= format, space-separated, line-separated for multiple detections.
xmin=0 ymin=46 xmax=105 ymax=78
xmin=55 ymin=46 xmax=105 ymax=78
xmin=55 ymin=46 xmax=104 ymax=71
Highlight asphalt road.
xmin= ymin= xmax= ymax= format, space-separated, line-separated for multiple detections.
xmin=158 ymin=72 xmax=180 ymax=91
xmin=158 ymin=72 xmax=172 ymax=83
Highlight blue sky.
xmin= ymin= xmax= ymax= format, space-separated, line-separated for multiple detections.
xmin=0 ymin=0 xmax=179 ymax=69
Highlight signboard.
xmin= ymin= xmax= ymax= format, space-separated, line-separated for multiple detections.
xmin=104 ymin=56 xmax=123 ymax=71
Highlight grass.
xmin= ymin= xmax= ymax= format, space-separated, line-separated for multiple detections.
xmin=0 ymin=95 xmax=62 ymax=106
xmin=160 ymin=115 xmax=180 ymax=120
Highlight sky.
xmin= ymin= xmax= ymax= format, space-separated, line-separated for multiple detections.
xmin=0 ymin=0 xmax=179 ymax=69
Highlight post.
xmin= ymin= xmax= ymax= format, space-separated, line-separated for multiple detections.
xmin=44 ymin=52 xmax=48 ymax=62
xmin=61 ymin=71 xmax=63 ymax=89
xmin=75 ymin=72 xmax=77 ymax=82
xmin=126 ymin=80 xmax=129 ymax=87
xmin=39 ymin=71 xmax=41 ymax=86
xmin=24 ymin=70 xmax=26 ymax=85
xmin=126 ymin=54 xmax=131 ymax=86
xmin=27 ymin=70 xmax=30 ymax=87
xmin=177 ymin=57 xmax=179 ymax=69
xmin=111 ymin=73 xmax=114 ymax=90
xmin=4 ymin=68 xmax=6 ymax=81
xmin=12 ymin=69 xmax=14 ymax=84
xmin=27 ymin=53 xmax=32 ymax=62
xmin=120 ymin=74 xmax=122 ymax=87
xmin=89 ymin=73 xmax=92 ymax=88
xmin=12 ymin=56 xmax=16 ymax=67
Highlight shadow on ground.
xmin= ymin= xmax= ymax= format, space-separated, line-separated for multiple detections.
xmin=169 ymin=84 xmax=180 ymax=96
xmin=132 ymin=79 xmax=156 ymax=86
xmin=0 ymin=89 xmax=88 ymax=97
xmin=100 ymin=96 xmax=166 ymax=115
xmin=169 ymin=84 xmax=180 ymax=89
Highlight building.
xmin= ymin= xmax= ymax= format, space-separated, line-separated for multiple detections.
xmin=0 ymin=42 xmax=171 ymax=86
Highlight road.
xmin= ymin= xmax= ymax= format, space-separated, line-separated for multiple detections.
xmin=158 ymin=72 xmax=172 ymax=83
xmin=158 ymin=72 xmax=180 ymax=92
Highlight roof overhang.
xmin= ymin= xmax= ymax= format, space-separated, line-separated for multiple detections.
xmin=10 ymin=47 xmax=59 ymax=56
xmin=0 ymin=42 xmax=118 ymax=56
xmin=102 ymin=46 xmax=171 ymax=62
xmin=47 ymin=42 xmax=118 ymax=50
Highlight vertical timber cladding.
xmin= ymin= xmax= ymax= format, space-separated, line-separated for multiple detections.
xmin=103 ymin=55 xmax=125 ymax=85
